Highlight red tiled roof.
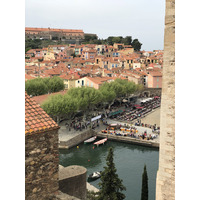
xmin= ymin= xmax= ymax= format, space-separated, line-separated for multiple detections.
xmin=148 ymin=71 xmax=162 ymax=77
xmin=25 ymin=74 xmax=35 ymax=81
xmin=25 ymin=92 xmax=59 ymax=135
xmin=25 ymin=27 xmax=83 ymax=33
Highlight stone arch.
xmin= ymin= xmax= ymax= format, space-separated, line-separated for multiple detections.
xmin=142 ymin=91 xmax=150 ymax=97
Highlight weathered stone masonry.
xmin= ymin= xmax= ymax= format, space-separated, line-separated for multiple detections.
xmin=156 ymin=0 xmax=175 ymax=200
xmin=25 ymin=129 xmax=59 ymax=200
xmin=25 ymin=92 xmax=60 ymax=200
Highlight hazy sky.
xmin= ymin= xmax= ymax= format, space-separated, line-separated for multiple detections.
xmin=25 ymin=0 xmax=165 ymax=51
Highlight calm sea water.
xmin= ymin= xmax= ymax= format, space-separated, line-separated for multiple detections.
xmin=59 ymin=140 xmax=159 ymax=200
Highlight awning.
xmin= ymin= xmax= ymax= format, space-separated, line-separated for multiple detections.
xmin=108 ymin=110 xmax=123 ymax=116
xmin=136 ymin=107 xmax=144 ymax=109
xmin=154 ymin=96 xmax=160 ymax=99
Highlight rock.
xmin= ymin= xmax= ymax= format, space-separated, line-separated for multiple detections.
xmin=32 ymin=188 xmax=37 ymax=193
xmin=30 ymin=161 xmax=35 ymax=165
xmin=36 ymin=149 xmax=41 ymax=153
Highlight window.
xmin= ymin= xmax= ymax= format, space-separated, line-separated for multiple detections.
xmin=112 ymin=64 xmax=114 ymax=68
xmin=91 ymin=82 xmax=93 ymax=87
xmin=87 ymin=81 xmax=89 ymax=86
xmin=115 ymin=64 xmax=117 ymax=67
xmin=78 ymin=80 xmax=80 ymax=83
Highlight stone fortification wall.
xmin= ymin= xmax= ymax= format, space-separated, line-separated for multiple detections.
xmin=59 ymin=129 xmax=96 ymax=149
xmin=59 ymin=165 xmax=87 ymax=200
xmin=25 ymin=129 xmax=59 ymax=200
xmin=156 ymin=0 xmax=175 ymax=200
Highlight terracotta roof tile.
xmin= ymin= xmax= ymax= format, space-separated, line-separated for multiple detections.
xmin=25 ymin=92 xmax=59 ymax=135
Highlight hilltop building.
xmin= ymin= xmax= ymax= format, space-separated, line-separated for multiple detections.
xmin=25 ymin=27 xmax=85 ymax=44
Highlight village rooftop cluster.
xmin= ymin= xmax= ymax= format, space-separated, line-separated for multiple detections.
xmin=25 ymin=43 xmax=163 ymax=95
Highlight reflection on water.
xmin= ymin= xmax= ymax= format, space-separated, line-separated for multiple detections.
xmin=59 ymin=140 xmax=159 ymax=200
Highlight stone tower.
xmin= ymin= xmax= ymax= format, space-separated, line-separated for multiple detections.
xmin=156 ymin=0 xmax=175 ymax=200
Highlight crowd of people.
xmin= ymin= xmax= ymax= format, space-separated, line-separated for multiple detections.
xmin=110 ymin=97 xmax=161 ymax=122
xmin=65 ymin=118 xmax=101 ymax=132
xmin=134 ymin=119 xmax=160 ymax=133
xmin=101 ymin=125 xmax=158 ymax=141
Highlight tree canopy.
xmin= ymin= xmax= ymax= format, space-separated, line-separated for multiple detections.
xmin=132 ymin=39 xmax=142 ymax=51
xmin=25 ymin=77 xmax=65 ymax=96
xmin=40 ymin=79 xmax=143 ymax=122
xmin=41 ymin=94 xmax=79 ymax=122
xmin=98 ymin=147 xmax=126 ymax=200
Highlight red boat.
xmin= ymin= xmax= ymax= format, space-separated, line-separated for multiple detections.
xmin=94 ymin=138 xmax=107 ymax=146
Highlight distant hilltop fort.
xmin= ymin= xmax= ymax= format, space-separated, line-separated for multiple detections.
xmin=25 ymin=27 xmax=97 ymax=44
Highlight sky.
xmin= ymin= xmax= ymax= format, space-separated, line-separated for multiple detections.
xmin=26 ymin=0 xmax=165 ymax=51
xmin=25 ymin=0 xmax=165 ymax=51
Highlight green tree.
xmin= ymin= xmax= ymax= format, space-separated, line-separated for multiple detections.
xmin=112 ymin=37 xmax=122 ymax=44
xmin=124 ymin=80 xmax=137 ymax=101
xmin=141 ymin=165 xmax=148 ymax=200
xmin=41 ymin=94 xmax=78 ymax=123
xmin=98 ymin=147 xmax=126 ymax=200
xmin=132 ymin=39 xmax=142 ymax=51
xmin=25 ymin=78 xmax=48 ymax=96
xmin=48 ymin=76 xmax=65 ymax=93
xmin=110 ymin=80 xmax=126 ymax=98
xmin=107 ymin=37 xmax=114 ymax=45
xmin=25 ymin=77 xmax=65 ymax=96
xmin=100 ymin=82 xmax=116 ymax=110
xmin=67 ymin=87 xmax=102 ymax=120
xmin=122 ymin=36 xmax=132 ymax=45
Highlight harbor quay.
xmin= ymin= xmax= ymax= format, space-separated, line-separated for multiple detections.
xmin=58 ymin=108 xmax=160 ymax=149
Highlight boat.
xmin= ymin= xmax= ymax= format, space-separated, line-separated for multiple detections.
xmin=87 ymin=171 xmax=102 ymax=182
xmin=84 ymin=136 xmax=97 ymax=144
xmin=94 ymin=138 xmax=107 ymax=146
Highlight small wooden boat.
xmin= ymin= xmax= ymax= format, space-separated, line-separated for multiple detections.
xmin=94 ymin=138 xmax=107 ymax=146
xmin=84 ymin=136 xmax=97 ymax=144
xmin=87 ymin=171 xmax=102 ymax=182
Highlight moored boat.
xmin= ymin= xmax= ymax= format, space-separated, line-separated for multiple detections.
xmin=84 ymin=136 xmax=97 ymax=144
xmin=87 ymin=171 xmax=102 ymax=182
xmin=94 ymin=138 xmax=107 ymax=146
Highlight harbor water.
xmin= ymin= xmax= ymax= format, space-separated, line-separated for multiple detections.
xmin=59 ymin=140 xmax=159 ymax=200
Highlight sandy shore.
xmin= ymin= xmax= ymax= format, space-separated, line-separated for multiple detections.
xmin=140 ymin=108 xmax=160 ymax=126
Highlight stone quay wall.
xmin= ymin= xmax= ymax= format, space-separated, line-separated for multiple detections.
xmin=156 ymin=0 xmax=175 ymax=200
xmin=59 ymin=129 xmax=96 ymax=149
xmin=97 ymin=133 xmax=159 ymax=148
xmin=25 ymin=129 xmax=59 ymax=200
xmin=59 ymin=165 xmax=87 ymax=200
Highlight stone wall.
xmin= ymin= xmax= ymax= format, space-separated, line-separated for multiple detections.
xmin=25 ymin=129 xmax=59 ymax=200
xmin=97 ymin=133 xmax=159 ymax=148
xmin=156 ymin=0 xmax=175 ymax=200
xmin=59 ymin=165 xmax=87 ymax=200
xmin=59 ymin=129 xmax=96 ymax=149
xmin=142 ymin=88 xmax=162 ymax=97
